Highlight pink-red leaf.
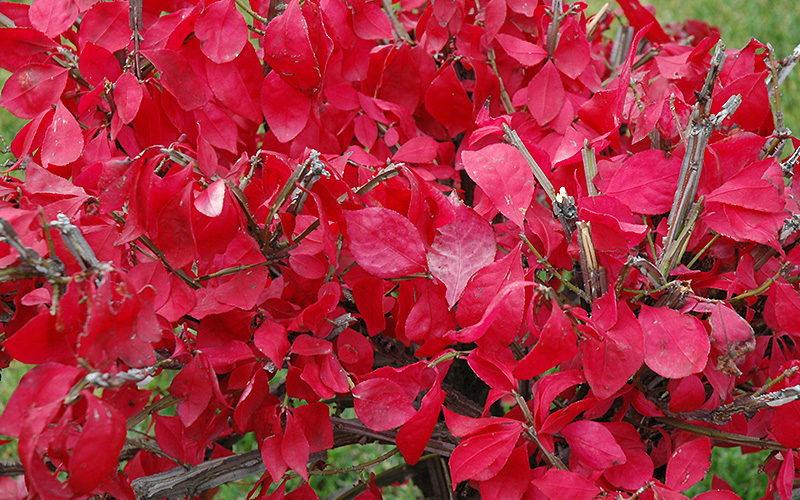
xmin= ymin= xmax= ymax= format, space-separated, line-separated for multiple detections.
xmin=113 ymin=72 xmax=143 ymax=124
xmin=495 ymin=34 xmax=547 ymax=66
xmin=427 ymin=198 xmax=495 ymax=307
xmin=29 ymin=0 xmax=77 ymax=38
xmin=68 ymin=394 xmax=126 ymax=494
xmin=449 ymin=423 xmax=522 ymax=484
xmin=532 ymin=469 xmax=601 ymax=500
xmin=527 ymin=60 xmax=564 ymax=125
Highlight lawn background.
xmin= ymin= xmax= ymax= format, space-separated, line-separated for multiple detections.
xmin=1 ymin=0 xmax=798 ymax=497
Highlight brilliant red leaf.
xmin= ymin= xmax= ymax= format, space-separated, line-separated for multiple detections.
xmin=448 ymin=423 xmax=522 ymax=484
xmin=665 ymin=437 xmax=711 ymax=491
xmin=29 ymin=0 xmax=78 ymax=38
xmin=693 ymin=491 xmax=743 ymax=500
xmin=582 ymin=293 xmax=644 ymax=399
xmin=604 ymin=448 xmax=654 ymax=490
xmin=478 ymin=445 xmax=530 ymax=500
xmin=1 ymin=63 xmax=68 ymax=119
xmin=456 ymin=242 xmax=525 ymax=346
xmin=393 ymin=136 xmax=439 ymax=164
xmin=772 ymin=400 xmax=800 ymax=449
xmin=344 ymin=207 xmax=427 ymax=278
xmin=600 ymin=150 xmax=682 ymax=215
xmin=113 ymin=72 xmax=143 ymax=125
xmin=527 ymin=60 xmax=565 ymax=126
xmin=532 ymin=469 xmax=601 ymax=500
xmin=195 ymin=0 xmax=248 ymax=64
xmin=707 ymin=302 xmax=755 ymax=373
xmin=78 ymin=1 xmax=132 ymax=53
xmin=42 ymin=102 xmax=83 ymax=166
xmin=205 ymin=42 xmax=263 ymax=122
xmin=352 ymin=378 xmax=417 ymax=431
xmin=261 ymin=71 xmax=312 ymax=143
xmin=514 ymin=304 xmax=578 ymax=379
xmin=143 ymin=48 xmax=209 ymax=110
xmin=68 ymin=394 xmax=126 ymax=494
xmin=262 ymin=0 xmax=321 ymax=92
xmin=427 ymin=197 xmax=495 ymax=307
xmin=461 ymin=143 xmax=535 ymax=229
xmin=639 ymin=305 xmax=710 ymax=379
xmin=424 ymin=64 xmax=473 ymax=135
xmin=562 ymin=420 xmax=627 ymax=470
xmin=397 ymin=384 xmax=446 ymax=465
xmin=282 ymin=411 xmax=310 ymax=481
xmin=495 ymin=34 xmax=547 ymax=66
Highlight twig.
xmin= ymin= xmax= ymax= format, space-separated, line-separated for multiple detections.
xmin=235 ymin=0 xmax=270 ymax=24
xmin=686 ymin=233 xmax=719 ymax=269
xmin=545 ymin=0 xmax=563 ymax=56
xmin=654 ymin=416 xmax=787 ymax=451
xmin=487 ymin=49 xmax=515 ymax=114
xmin=502 ymin=124 xmax=557 ymax=202
xmin=380 ymin=0 xmax=412 ymax=44
xmin=513 ymin=392 xmax=567 ymax=470
xmin=521 ymin=233 xmax=590 ymax=302
xmin=585 ymin=2 xmax=609 ymax=40
xmin=730 ymin=263 xmax=789 ymax=301
xmin=581 ymin=140 xmax=598 ymax=196
xmin=576 ymin=221 xmax=605 ymax=301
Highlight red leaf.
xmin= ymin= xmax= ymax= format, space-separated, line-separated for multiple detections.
xmin=562 ymin=420 xmax=626 ymax=470
xmin=428 ymin=198 xmax=495 ymax=307
xmin=693 ymin=491 xmax=743 ymax=500
xmin=456 ymin=242 xmax=524 ymax=346
xmin=665 ymin=437 xmax=711 ymax=491
xmin=397 ymin=384 xmax=446 ymax=465
xmin=195 ymin=0 xmax=248 ymax=64
xmin=282 ymin=411 xmax=310 ymax=481
xmin=424 ymin=64 xmax=473 ymax=135
xmin=639 ymin=305 xmax=710 ymax=379
xmin=532 ymin=469 xmax=601 ymax=500
xmin=707 ymin=302 xmax=755 ymax=373
xmin=582 ymin=294 xmax=644 ymax=399
xmin=467 ymin=348 xmax=516 ymax=393
xmin=495 ymin=34 xmax=547 ymax=66
xmin=143 ymin=48 xmax=209 ymax=111
xmin=261 ymin=71 xmax=312 ymax=143
xmin=42 ymin=102 xmax=83 ymax=166
xmin=514 ymin=304 xmax=578 ymax=379
xmin=448 ymin=423 xmax=522 ymax=483
xmin=345 ymin=207 xmax=427 ymax=278
xmin=393 ymin=136 xmax=439 ymax=164
xmin=113 ymin=72 xmax=143 ymax=124
xmin=68 ymin=394 xmax=126 ymax=494
xmin=604 ymin=448 xmax=654 ymax=490
xmin=0 ymin=28 xmax=57 ymax=72
xmin=462 ymin=143 xmax=535 ymax=229
xmin=478 ymin=445 xmax=530 ymax=500
xmin=777 ymin=450 xmax=794 ymax=500
xmin=615 ymin=0 xmax=669 ymax=43
xmin=600 ymin=150 xmax=682 ymax=215
xmin=553 ymin=19 xmax=591 ymax=79
xmin=78 ymin=1 xmax=131 ymax=53
xmin=527 ymin=60 xmax=564 ymax=125
xmin=0 ymin=363 xmax=83 ymax=438
xmin=667 ymin=375 xmax=706 ymax=413
xmin=262 ymin=0 xmax=321 ymax=92
xmin=772 ymin=400 xmax=800 ymax=449
xmin=352 ymin=378 xmax=417 ymax=431
xmin=205 ymin=43 xmax=263 ymax=122
xmin=29 ymin=0 xmax=77 ymax=38
xmin=1 ymin=63 xmax=68 ymax=119
xmin=194 ymin=179 xmax=226 ymax=217
xmin=351 ymin=0 xmax=393 ymax=40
